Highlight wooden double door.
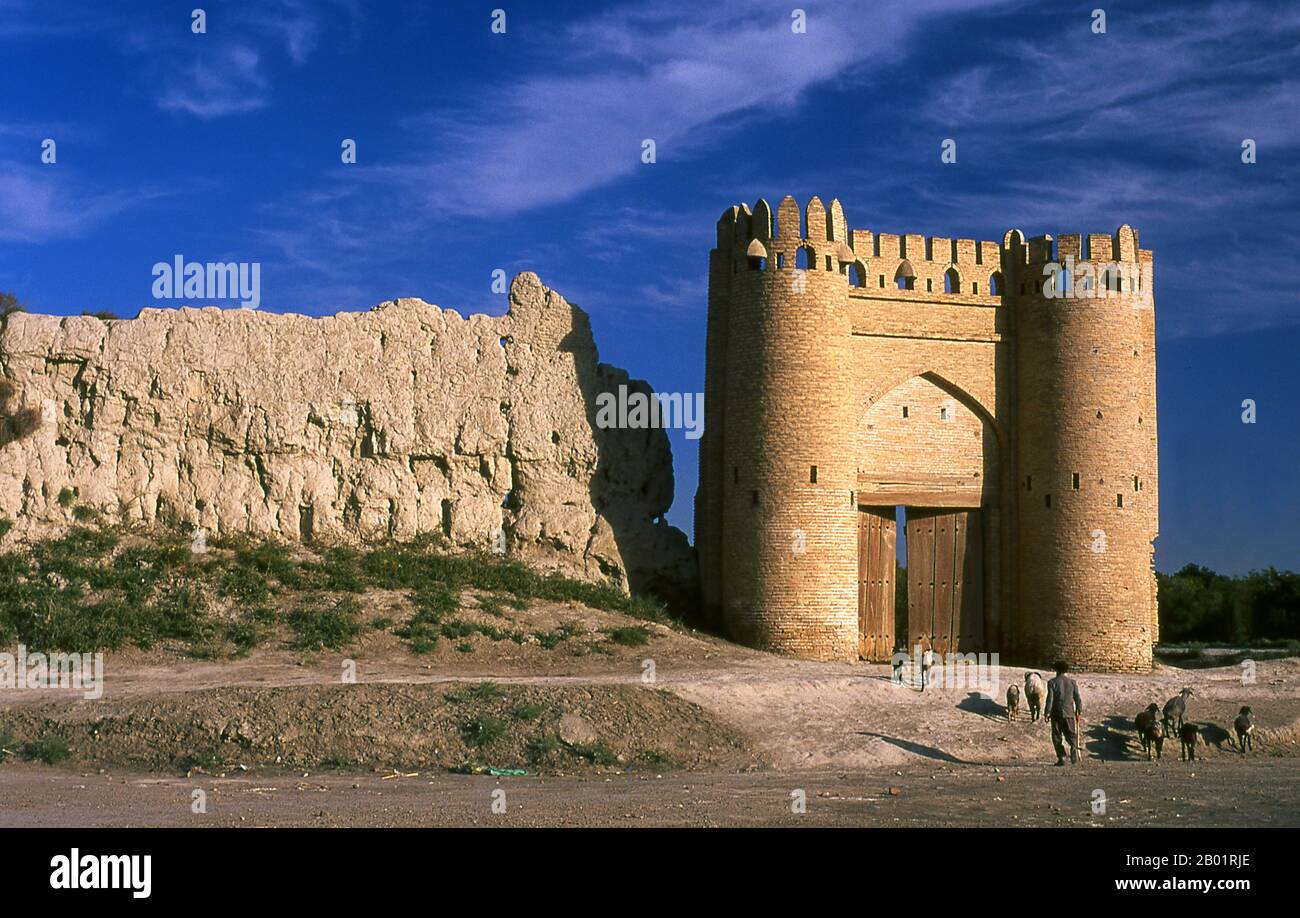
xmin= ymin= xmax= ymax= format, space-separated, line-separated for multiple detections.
xmin=858 ymin=506 xmax=985 ymax=660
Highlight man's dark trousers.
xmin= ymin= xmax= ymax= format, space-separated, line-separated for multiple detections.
xmin=1051 ymin=713 xmax=1078 ymax=763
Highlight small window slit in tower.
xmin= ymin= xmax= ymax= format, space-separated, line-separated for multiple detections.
xmin=1071 ymin=472 xmax=1080 ymax=490
xmin=809 ymin=465 xmax=818 ymax=484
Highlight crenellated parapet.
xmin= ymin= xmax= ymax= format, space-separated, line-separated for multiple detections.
xmin=715 ymin=195 xmax=1009 ymax=299
xmin=1002 ymin=225 xmax=1155 ymax=302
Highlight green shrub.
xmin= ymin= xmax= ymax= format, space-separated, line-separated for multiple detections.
xmin=605 ymin=625 xmax=650 ymax=647
xmin=71 ymin=504 xmax=100 ymax=523
xmin=466 ymin=681 xmax=504 ymax=701
xmin=512 ymin=702 xmax=545 ymax=722
xmin=526 ymin=734 xmax=560 ymax=762
xmin=0 ymin=522 xmax=686 ymax=658
xmin=288 ymin=596 xmax=363 ymax=651
xmin=568 ymin=741 xmax=617 ymax=766
xmin=461 ymin=715 xmax=504 ymax=747
xmin=24 ymin=735 xmax=71 ymax=765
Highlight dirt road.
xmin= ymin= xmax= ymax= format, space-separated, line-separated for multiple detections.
xmin=2 ymin=757 xmax=1296 ymax=827
xmin=3 ymin=615 xmax=1298 ymax=826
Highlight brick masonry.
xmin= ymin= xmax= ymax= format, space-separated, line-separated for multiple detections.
xmin=695 ymin=196 xmax=1158 ymax=673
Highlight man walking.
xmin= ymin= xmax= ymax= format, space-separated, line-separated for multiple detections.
xmin=1044 ymin=661 xmax=1083 ymax=765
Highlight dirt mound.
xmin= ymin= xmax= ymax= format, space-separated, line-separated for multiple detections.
xmin=0 ymin=682 xmax=752 ymax=775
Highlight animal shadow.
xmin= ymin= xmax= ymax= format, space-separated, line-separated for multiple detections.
xmin=1084 ymin=714 xmax=1137 ymax=761
xmin=957 ymin=692 xmax=1005 ymax=721
xmin=1199 ymin=722 xmax=1231 ymax=751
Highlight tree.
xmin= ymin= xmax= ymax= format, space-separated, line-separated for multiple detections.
xmin=1158 ymin=564 xmax=1300 ymax=643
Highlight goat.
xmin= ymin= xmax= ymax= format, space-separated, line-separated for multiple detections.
xmin=1024 ymin=672 xmax=1045 ymax=723
xmin=1134 ymin=703 xmax=1164 ymax=760
xmin=1234 ymin=706 xmax=1254 ymax=753
xmin=1006 ymin=683 xmax=1021 ymax=722
xmin=1179 ymin=722 xmax=1199 ymax=761
xmin=1163 ymin=687 xmax=1194 ymax=733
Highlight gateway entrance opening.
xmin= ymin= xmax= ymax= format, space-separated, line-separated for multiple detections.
xmin=858 ymin=504 xmax=985 ymax=661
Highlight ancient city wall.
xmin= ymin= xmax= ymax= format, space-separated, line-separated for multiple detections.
xmin=0 ymin=273 xmax=695 ymax=600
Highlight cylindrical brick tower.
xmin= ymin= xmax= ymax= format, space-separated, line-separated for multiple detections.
xmin=1010 ymin=226 xmax=1158 ymax=672
xmin=717 ymin=195 xmax=859 ymax=660
xmin=695 ymin=205 xmax=747 ymax=630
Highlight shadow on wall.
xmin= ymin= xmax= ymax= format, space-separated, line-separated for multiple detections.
xmin=559 ymin=301 xmax=701 ymax=619
xmin=0 ymin=379 xmax=41 ymax=448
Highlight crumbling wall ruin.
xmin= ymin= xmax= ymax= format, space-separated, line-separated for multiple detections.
xmin=0 ymin=273 xmax=694 ymax=600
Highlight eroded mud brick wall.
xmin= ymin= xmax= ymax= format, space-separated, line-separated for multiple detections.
xmin=699 ymin=195 xmax=1158 ymax=671
xmin=0 ymin=273 xmax=694 ymax=599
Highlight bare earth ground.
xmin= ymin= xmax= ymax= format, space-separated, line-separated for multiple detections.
xmin=2 ymin=598 xmax=1299 ymax=827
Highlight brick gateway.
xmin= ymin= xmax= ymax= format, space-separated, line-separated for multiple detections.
xmin=694 ymin=196 xmax=1158 ymax=672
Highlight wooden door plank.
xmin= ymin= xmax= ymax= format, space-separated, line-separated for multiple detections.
xmin=857 ymin=507 xmax=896 ymax=662
xmin=907 ymin=513 xmax=936 ymax=652
xmin=857 ymin=512 xmax=868 ymax=658
xmin=879 ymin=515 xmax=896 ymax=658
xmin=947 ymin=512 xmax=965 ymax=656
xmin=933 ymin=512 xmax=956 ymax=656
xmin=959 ymin=509 xmax=985 ymax=651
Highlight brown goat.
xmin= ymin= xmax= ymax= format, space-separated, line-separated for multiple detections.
xmin=1134 ymin=703 xmax=1164 ymax=760
xmin=1006 ymin=683 xmax=1021 ymax=722
xmin=1234 ymin=706 xmax=1254 ymax=753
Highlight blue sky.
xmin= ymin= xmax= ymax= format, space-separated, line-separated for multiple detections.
xmin=1 ymin=0 xmax=1297 ymax=574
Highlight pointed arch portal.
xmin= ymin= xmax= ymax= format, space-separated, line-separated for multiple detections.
xmin=854 ymin=374 xmax=1000 ymax=661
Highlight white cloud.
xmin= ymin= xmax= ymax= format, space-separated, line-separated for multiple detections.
xmin=0 ymin=162 xmax=159 ymax=242
xmin=156 ymin=45 xmax=270 ymax=120
xmin=364 ymin=0 xmax=1011 ymax=217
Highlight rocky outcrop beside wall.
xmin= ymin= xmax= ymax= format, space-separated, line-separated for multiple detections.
xmin=0 ymin=273 xmax=694 ymax=600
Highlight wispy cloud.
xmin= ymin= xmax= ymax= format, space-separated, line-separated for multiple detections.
xmin=0 ymin=162 xmax=163 ymax=242
xmin=156 ymin=44 xmax=270 ymax=119
xmin=256 ymin=0 xmax=1013 ymax=281
xmin=1 ymin=1 xmax=364 ymax=120
xmin=319 ymin=0 xmax=1005 ymax=219
xmin=923 ymin=2 xmax=1300 ymax=151
xmin=241 ymin=0 xmax=364 ymax=64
